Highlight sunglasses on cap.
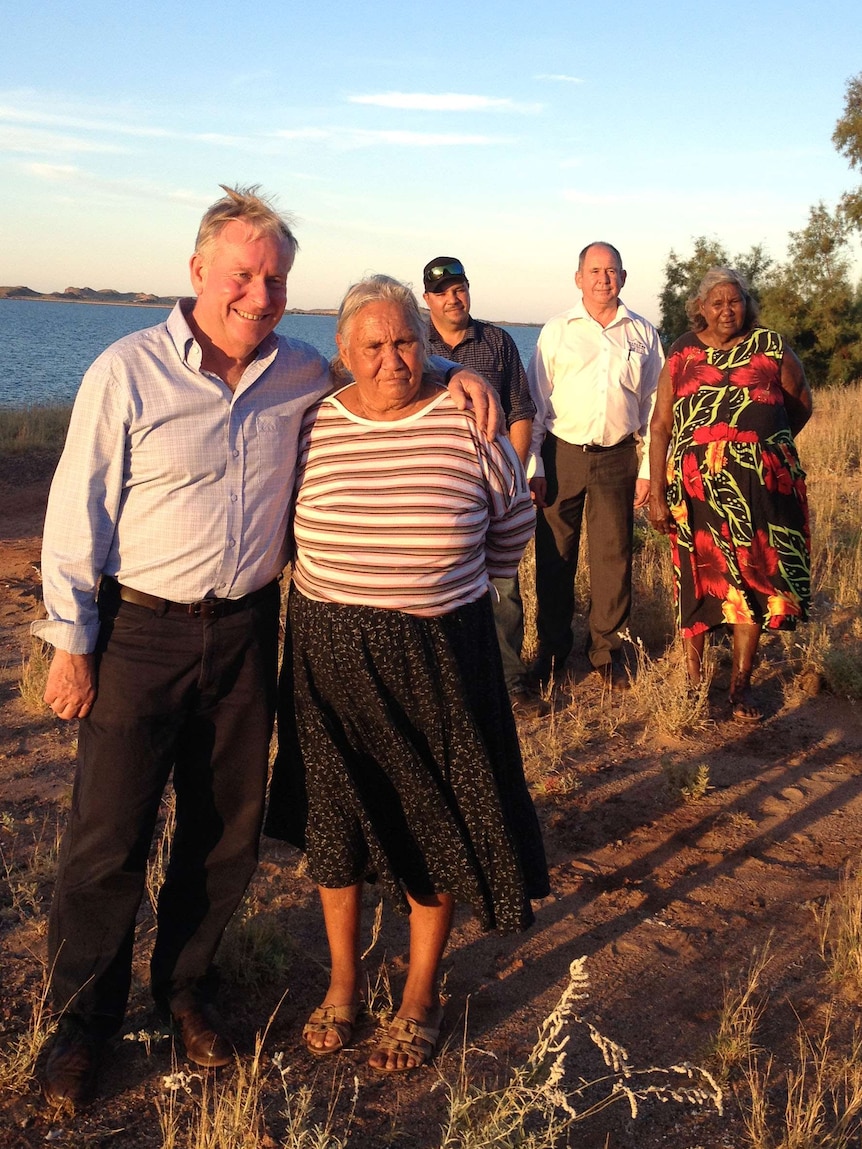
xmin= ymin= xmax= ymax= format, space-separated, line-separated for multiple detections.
xmin=425 ymin=260 xmax=466 ymax=284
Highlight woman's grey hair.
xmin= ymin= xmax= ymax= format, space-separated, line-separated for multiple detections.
xmin=194 ymin=184 xmax=299 ymax=266
xmin=686 ymin=266 xmax=760 ymax=332
xmin=332 ymin=274 xmax=429 ymax=380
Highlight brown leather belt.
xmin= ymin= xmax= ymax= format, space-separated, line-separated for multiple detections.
xmin=109 ymin=578 xmax=277 ymax=619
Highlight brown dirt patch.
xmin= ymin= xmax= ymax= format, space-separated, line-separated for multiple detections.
xmin=1 ymin=464 xmax=861 ymax=1147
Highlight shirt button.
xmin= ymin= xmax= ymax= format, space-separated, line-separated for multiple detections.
xmin=228 ymin=538 xmax=236 ymax=548
xmin=233 ymin=449 xmax=240 ymax=458
xmin=230 ymin=493 xmax=238 ymax=502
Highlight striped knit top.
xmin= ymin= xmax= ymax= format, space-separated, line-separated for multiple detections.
xmin=291 ymin=387 xmax=535 ymax=616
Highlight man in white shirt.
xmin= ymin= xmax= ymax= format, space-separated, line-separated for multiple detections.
xmin=527 ymin=242 xmax=663 ymax=688
xmin=34 ymin=186 xmax=497 ymax=1108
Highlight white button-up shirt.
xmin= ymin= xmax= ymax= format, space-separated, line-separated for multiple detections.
xmin=33 ymin=300 xmax=332 ymax=653
xmin=527 ymin=298 xmax=664 ymax=480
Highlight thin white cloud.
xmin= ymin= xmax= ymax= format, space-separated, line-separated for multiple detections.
xmin=20 ymin=162 xmax=80 ymax=181
xmin=349 ymin=92 xmax=541 ymax=113
xmin=267 ymin=126 xmax=505 ymax=148
xmin=0 ymin=105 xmax=171 ymax=138
xmin=17 ymin=162 xmax=210 ymax=206
xmin=341 ymin=128 xmax=503 ymax=148
xmin=535 ymin=73 xmax=585 ymax=84
xmin=0 ymin=127 xmax=130 ymax=155
xmin=268 ymin=128 xmax=333 ymax=141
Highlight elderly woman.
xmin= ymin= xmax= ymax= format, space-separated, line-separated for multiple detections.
xmin=648 ymin=267 xmax=813 ymax=721
xmin=265 ymin=275 xmax=549 ymax=1073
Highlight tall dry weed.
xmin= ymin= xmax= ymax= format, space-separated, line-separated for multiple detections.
xmin=711 ymin=938 xmax=772 ymax=1080
xmin=438 ymin=957 xmax=721 ymax=1147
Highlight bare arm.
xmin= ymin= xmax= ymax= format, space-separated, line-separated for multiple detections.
xmin=508 ymin=418 xmax=533 ymax=467
xmin=647 ymin=363 xmax=675 ymax=535
xmin=780 ymin=347 xmax=813 ymax=437
xmin=44 ymin=649 xmax=97 ymax=720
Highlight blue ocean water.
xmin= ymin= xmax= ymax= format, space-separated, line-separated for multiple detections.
xmin=0 ymin=299 xmax=541 ymax=408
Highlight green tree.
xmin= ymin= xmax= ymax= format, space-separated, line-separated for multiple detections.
xmin=833 ymin=71 xmax=862 ymax=231
xmin=658 ymin=237 xmax=772 ymax=345
xmin=760 ymin=203 xmax=862 ymax=387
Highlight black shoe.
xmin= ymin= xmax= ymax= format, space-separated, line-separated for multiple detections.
xmin=529 ymin=653 xmax=568 ymax=690
xmin=509 ymin=689 xmax=552 ymax=719
xmin=43 ymin=1022 xmax=103 ymax=1107
xmin=170 ymin=1002 xmax=234 ymax=1067
xmin=595 ymin=662 xmax=631 ymax=691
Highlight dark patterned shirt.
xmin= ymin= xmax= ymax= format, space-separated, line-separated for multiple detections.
xmin=427 ymin=318 xmax=535 ymax=430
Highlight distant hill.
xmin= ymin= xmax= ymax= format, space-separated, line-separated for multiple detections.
xmin=0 ymin=286 xmax=179 ymax=306
xmin=0 ymin=287 xmax=338 ymax=316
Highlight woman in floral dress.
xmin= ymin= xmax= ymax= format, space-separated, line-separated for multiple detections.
xmin=648 ymin=267 xmax=813 ymax=721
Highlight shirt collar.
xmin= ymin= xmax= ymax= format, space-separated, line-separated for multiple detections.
xmin=566 ymin=297 xmax=632 ymax=328
xmin=167 ymin=298 xmax=281 ymax=374
xmin=429 ymin=315 xmax=477 ymax=348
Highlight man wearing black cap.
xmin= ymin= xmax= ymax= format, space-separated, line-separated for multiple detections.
xmin=423 ymin=256 xmax=547 ymax=718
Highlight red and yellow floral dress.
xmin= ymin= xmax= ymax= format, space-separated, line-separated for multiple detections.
xmin=664 ymin=327 xmax=810 ymax=638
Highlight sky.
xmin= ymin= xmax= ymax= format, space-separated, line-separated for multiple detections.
xmin=1 ymin=1 xmax=861 ymax=325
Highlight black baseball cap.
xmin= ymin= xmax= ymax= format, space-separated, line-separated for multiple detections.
xmin=423 ymin=257 xmax=467 ymax=293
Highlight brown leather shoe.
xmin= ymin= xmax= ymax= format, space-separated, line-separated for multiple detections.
xmin=596 ymin=662 xmax=631 ymax=691
xmin=43 ymin=1025 xmax=103 ymax=1107
xmin=509 ymin=689 xmax=552 ymax=719
xmin=171 ymin=1002 xmax=234 ymax=1067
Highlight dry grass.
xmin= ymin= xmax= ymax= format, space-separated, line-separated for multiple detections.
xmin=742 ymin=1017 xmax=862 ymax=1149
xmin=157 ymin=998 xmax=356 ymax=1149
xmin=0 ymin=816 xmax=62 ymax=926
xmin=0 ymin=404 xmax=71 ymax=456
xmin=815 ymin=865 xmax=862 ymax=995
xmin=710 ymin=938 xmax=772 ymax=1081
xmin=0 ymin=962 xmax=56 ymax=1095
xmin=146 ymin=788 xmax=177 ymax=918
xmin=17 ymin=638 xmax=52 ymax=715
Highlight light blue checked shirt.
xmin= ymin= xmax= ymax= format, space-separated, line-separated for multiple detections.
xmin=33 ymin=300 xmax=333 ymax=654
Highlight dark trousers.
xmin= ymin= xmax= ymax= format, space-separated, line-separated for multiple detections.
xmin=535 ymin=433 xmax=637 ymax=669
xmin=491 ymin=574 xmax=527 ymax=693
xmin=47 ymin=587 xmax=279 ymax=1036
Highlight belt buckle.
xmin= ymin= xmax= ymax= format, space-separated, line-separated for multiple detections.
xmin=191 ymin=599 xmax=220 ymax=619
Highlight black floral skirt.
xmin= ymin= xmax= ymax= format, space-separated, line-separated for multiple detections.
xmin=265 ymin=588 xmax=549 ymax=933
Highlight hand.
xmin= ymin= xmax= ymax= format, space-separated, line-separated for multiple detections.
xmin=529 ymin=476 xmax=548 ymax=509
xmin=446 ymin=369 xmax=504 ymax=438
xmin=633 ymin=478 xmax=650 ymax=508
xmin=647 ymin=484 xmax=673 ymax=536
xmin=44 ymin=649 xmax=97 ymax=720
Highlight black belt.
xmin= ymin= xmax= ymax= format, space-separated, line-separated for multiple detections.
xmin=572 ymin=433 xmax=636 ymax=453
xmin=107 ymin=578 xmax=277 ymax=619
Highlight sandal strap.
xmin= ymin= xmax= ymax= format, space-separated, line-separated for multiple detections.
xmin=302 ymin=1003 xmax=358 ymax=1048
xmin=374 ymin=1015 xmax=440 ymax=1060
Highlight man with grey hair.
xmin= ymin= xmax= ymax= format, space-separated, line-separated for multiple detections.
xmin=35 ymin=186 xmax=497 ymax=1107
xmin=528 ymin=242 xmax=663 ymax=689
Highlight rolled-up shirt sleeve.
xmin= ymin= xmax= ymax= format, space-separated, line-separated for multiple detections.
xmin=526 ymin=335 xmax=555 ymax=480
